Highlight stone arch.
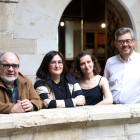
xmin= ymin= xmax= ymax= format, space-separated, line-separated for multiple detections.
xmin=109 ymin=0 xmax=140 ymax=52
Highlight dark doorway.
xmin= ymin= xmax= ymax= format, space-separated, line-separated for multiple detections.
xmin=59 ymin=0 xmax=105 ymax=74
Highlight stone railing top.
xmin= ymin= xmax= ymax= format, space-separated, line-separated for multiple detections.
xmin=0 ymin=104 xmax=140 ymax=130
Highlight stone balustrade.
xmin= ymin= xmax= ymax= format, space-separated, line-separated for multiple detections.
xmin=0 ymin=104 xmax=140 ymax=140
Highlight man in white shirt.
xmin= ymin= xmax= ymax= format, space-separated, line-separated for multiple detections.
xmin=104 ymin=27 xmax=140 ymax=104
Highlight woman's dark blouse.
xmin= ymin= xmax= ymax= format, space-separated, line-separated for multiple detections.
xmin=51 ymin=79 xmax=71 ymax=100
xmin=82 ymin=77 xmax=103 ymax=105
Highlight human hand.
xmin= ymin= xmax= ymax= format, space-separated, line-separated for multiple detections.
xmin=10 ymin=101 xmax=25 ymax=113
xmin=20 ymin=99 xmax=33 ymax=112
xmin=47 ymin=94 xmax=53 ymax=100
xmin=75 ymin=95 xmax=85 ymax=106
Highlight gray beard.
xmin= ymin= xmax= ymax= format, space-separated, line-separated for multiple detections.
xmin=0 ymin=75 xmax=18 ymax=83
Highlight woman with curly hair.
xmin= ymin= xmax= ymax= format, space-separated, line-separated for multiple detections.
xmin=73 ymin=51 xmax=113 ymax=105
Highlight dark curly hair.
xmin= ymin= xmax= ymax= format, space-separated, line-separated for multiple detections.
xmin=36 ymin=51 xmax=67 ymax=80
xmin=73 ymin=51 xmax=101 ymax=79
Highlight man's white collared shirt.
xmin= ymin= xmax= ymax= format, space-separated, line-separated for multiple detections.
xmin=104 ymin=51 xmax=140 ymax=104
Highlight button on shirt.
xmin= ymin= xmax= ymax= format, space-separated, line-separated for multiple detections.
xmin=104 ymin=51 xmax=140 ymax=104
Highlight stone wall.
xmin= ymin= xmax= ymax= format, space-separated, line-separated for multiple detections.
xmin=1 ymin=104 xmax=140 ymax=140
xmin=0 ymin=2 xmax=36 ymax=54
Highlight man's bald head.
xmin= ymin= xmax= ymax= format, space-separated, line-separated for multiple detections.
xmin=0 ymin=52 xmax=20 ymax=64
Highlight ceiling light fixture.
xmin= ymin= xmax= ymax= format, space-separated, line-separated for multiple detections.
xmin=60 ymin=22 xmax=64 ymax=26
xmin=101 ymin=23 xmax=106 ymax=28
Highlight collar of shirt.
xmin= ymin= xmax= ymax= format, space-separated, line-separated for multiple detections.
xmin=119 ymin=50 xmax=135 ymax=62
xmin=2 ymin=79 xmax=17 ymax=89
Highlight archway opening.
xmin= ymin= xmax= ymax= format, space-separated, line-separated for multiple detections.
xmin=59 ymin=0 xmax=105 ymax=74
xmin=58 ymin=0 xmax=132 ymax=75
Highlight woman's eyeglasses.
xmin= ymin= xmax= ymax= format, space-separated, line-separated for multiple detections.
xmin=50 ymin=60 xmax=64 ymax=66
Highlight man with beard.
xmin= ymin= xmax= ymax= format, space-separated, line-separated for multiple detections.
xmin=104 ymin=27 xmax=140 ymax=104
xmin=0 ymin=52 xmax=42 ymax=113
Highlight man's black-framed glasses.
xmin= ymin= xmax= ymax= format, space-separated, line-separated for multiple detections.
xmin=0 ymin=64 xmax=19 ymax=69
xmin=117 ymin=39 xmax=133 ymax=45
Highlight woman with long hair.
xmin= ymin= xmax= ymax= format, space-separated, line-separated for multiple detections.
xmin=34 ymin=51 xmax=85 ymax=108
xmin=73 ymin=51 xmax=113 ymax=105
